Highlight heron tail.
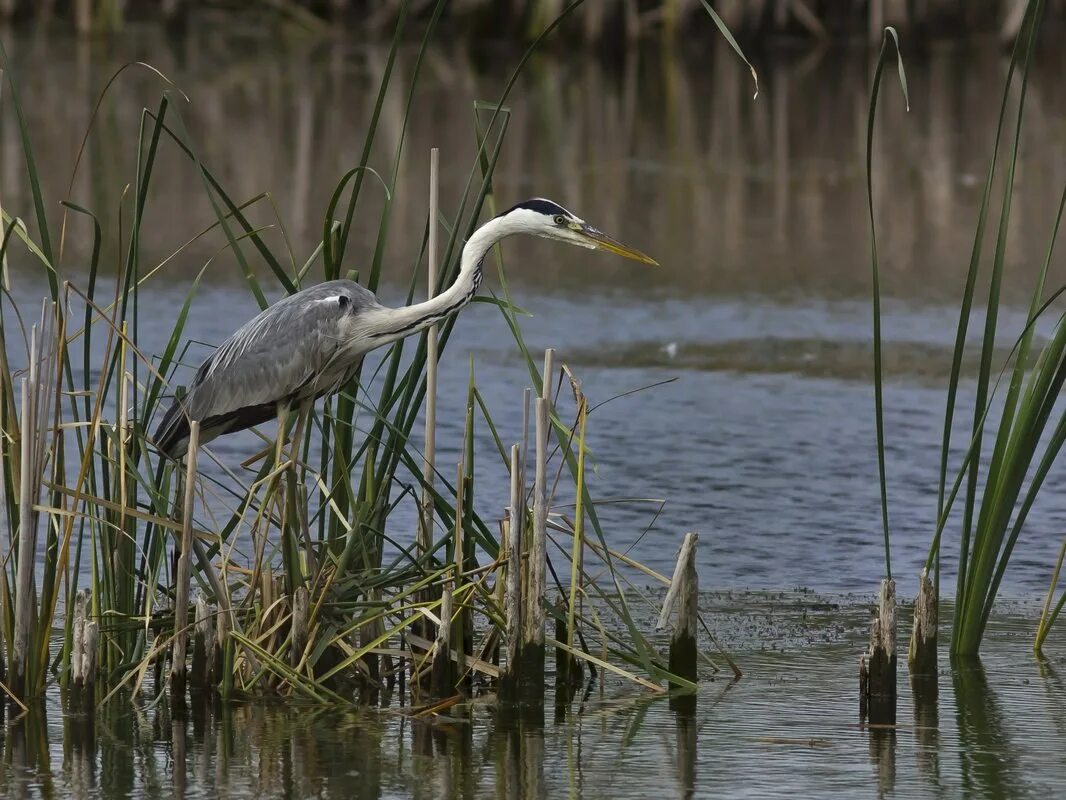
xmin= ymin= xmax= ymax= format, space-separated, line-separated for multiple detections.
xmin=153 ymin=398 xmax=190 ymax=460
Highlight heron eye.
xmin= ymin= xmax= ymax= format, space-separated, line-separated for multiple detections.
xmin=553 ymin=215 xmax=566 ymax=226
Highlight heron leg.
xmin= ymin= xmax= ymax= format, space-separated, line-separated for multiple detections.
xmin=288 ymin=399 xmax=311 ymax=464
xmin=274 ymin=401 xmax=290 ymax=467
xmin=250 ymin=401 xmax=290 ymax=606
xmin=288 ymin=399 xmax=317 ymax=577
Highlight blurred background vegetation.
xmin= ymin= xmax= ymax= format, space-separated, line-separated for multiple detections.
xmin=0 ymin=1 xmax=1062 ymax=45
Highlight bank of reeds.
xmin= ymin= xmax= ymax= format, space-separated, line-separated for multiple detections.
xmin=868 ymin=0 xmax=1066 ymax=658
xmin=6 ymin=0 xmax=1066 ymax=43
xmin=0 ymin=1 xmax=742 ymax=708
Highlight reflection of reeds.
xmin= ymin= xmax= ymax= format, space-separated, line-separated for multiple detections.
xmin=952 ymin=656 xmax=1022 ymax=797
xmin=4 ymin=26 xmax=1066 ymax=302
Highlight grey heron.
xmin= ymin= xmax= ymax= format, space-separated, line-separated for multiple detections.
xmin=153 ymin=198 xmax=657 ymax=459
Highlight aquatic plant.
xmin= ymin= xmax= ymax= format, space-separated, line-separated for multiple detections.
xmin=0 ymin=1 xmax=749 ymax=706
xmin=867 ymin=0 xmax=1066 ymax=656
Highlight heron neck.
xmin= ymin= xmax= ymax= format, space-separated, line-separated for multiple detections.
xmin=366 ymin=214 xmax=514 ymax=345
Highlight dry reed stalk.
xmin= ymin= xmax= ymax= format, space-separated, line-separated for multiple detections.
xmin=456 ymin=462 xmax=472 ymax=689
xmin=487 ymin=519 xmax=506 ymax=669
xmin=431 ymin=462 xmax=463 ymax=697
xmin=190 ymin=536 xmax=257 ymax=680
xmin=288 ymin=400 xmax=315 ymax=579
xmin=503 ymin=444 xmax=523 ymax=695
xmin=291 ymin=584 xmax=309 ymax=668
xmin=171 ymin=420 xmax=200 ymax=696
xmin=418 ymin=147 xmax=440 ymax=559
xmin=562 ymin=391 xmax=587 ymax=687
xmin=12 ymin=375 xmax=36 ymax=698
xmin=118 ymin=328 xmax=129 ymax=541
xmin=518 ymin=350 xmax=552 ymax=696
xmin=191 ymin=593 xmax=214 ymax=688
xmin=215 ymin=603 xmax=230 ymax=692
xmin=520 ymin=386 xmax=531 ymax=490
xmin=431 ymin=586 xmax=453 ymax=698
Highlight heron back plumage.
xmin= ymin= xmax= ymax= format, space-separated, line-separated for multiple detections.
xmin=154 ymin=280 xmax=379 ymax=458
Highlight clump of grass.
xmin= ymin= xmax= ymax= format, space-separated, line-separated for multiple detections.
xmin=868 ymin=0 xmax=1066 ymax=656
xmin=0 ymin=2 xmax=752 ymax=705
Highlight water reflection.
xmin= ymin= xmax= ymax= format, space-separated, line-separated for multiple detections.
xmin=674 ymin=706 xmax=697 ymax=800
xmin=867 ymin=726 xmax=896 ymax=799
xmin=3 ymin=28 xmax=1065 ymax=305
xmin=911 ymin=670 xmax=941 ymax=790
xmin=1 ymin=619 xmax=1065 ymax=797
xmin=5 ymin=26 xmax=1066 ymax=595
xmin=4 ymin=703 xmax=50 ymax=799
xmin=951 ymin=656 xmax=1021 ymax=799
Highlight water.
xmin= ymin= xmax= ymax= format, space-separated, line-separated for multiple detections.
xmin=3 ymin=20 xmax=1066 ymax=798
xmin=4 ymin=26 xmax=1066 ymax=595
xmin=2 ymin=594 xmax=1065 ymax=799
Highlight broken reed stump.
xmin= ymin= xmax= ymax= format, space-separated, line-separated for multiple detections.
xmin=70 ymin=589 xmax=98 ymax=707
xmin=171 ymin=421 xmax=200 ymax=699
xmin=554 ymin=596 xmax=582 ymax=696
xmin=216 ymin=605 xmax=232 ymax=697
xmin=190 ymin=593 xmax=215 ymax=689
xmin=291 ymin=585 xmax=309 ymax=669
xmin=431 ymin=589 xmax=454 ymax=698
xmin=907 ymin=567 xmax=937 ymax=680
xmin=658 ymin=532 xmax=699 ymax=693
xmin=860 ymin=578 xmax=897 ymax=725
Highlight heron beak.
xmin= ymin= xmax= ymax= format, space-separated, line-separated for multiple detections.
xmin=576 ymin=223 xmax=659 ymax=265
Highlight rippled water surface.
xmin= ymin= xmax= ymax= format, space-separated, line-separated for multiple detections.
xmin=3 ymin=595 xmax=1065 ymax=799
xmin=5 ymin=23 xmax=1065 ymax=594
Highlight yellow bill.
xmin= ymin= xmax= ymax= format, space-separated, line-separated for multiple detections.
xmin=577 ymin=223 xmax=659 ymax=265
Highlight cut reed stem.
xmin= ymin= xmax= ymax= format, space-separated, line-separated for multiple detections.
xmin=171 ymin=420 xmax=200 ymax=697
xmin=419 ymin=147 xmax=440 ymax=558
xmin=503 ymin=443 xmax=522 ymax=696
xmin=13 ymin=377 xmax=36 ymax=698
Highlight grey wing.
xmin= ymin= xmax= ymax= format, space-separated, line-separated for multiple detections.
xmin=191 ymin=280 xmax=377 ymax=417
xmin=154 ymin=280 xmax=378 ymax=456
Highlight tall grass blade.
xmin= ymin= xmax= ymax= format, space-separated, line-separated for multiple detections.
xmin=864 ymin=26 xmax=909 ymax=580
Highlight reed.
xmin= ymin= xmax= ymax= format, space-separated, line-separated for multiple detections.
xmin=0 ymin=0 xmax=746 ymax=709
xmin=14 ymin=0 xmax=1066 ymax=42
xmin=868 ymin=1 xmax=1066 ymax=656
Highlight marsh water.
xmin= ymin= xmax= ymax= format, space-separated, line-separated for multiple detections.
xmin=3 ymin=19 xmax=1066 ymax=798
xmin=3 ymin=596 xmax=1066 ymax=799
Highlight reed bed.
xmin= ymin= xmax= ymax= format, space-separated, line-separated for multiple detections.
xmin=867 ymin=0 xmax=1066 ymax=658
xmin=12 ymin=0 xmax=1066 ymax=43
xmin=0 ymin=2 xmax=742 ymax=709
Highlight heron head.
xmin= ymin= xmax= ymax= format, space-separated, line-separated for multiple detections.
xmin=499 ymin=198 xmax=658 ymax=265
